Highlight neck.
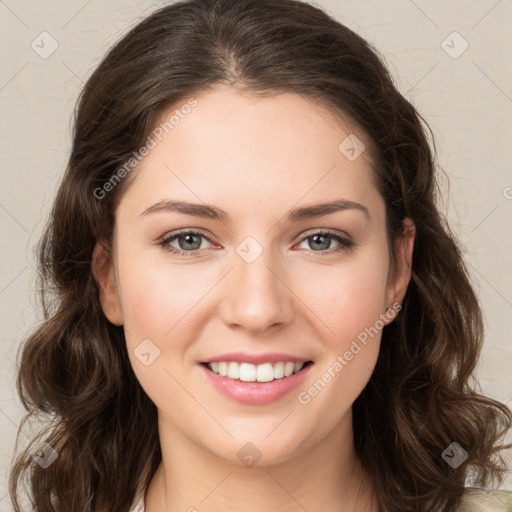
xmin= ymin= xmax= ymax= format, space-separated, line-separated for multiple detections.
xmin=144 ymin=411 xmax=378 ymax=512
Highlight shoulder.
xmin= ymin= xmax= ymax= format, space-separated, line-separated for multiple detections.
xmin=127 ymin=486 xmax=512 ymax=512
xmin=457 ymin=488 xmax=512 ymax=512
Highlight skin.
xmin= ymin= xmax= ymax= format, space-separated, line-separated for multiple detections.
xmin=93 ymin=85 xmax=415 ymax=511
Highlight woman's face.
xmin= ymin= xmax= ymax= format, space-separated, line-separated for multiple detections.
xmin=95 ymin=86 xmax=414 ymax=466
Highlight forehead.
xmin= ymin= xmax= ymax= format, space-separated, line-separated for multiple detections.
xmin=116 ymin=86 xmax=382 ymax=220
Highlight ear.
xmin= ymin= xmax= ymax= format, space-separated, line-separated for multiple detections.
xmin=384 ymin=217 xmax=415 ymax=316
xmin=91 ymin=241 xmax=123 ymax=326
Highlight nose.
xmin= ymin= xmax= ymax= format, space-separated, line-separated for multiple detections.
xmin=218 ymin=243 xmax=294 ymax=334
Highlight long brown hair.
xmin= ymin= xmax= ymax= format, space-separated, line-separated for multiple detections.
xmin=9 ymin=0 xmax=511 ymax=511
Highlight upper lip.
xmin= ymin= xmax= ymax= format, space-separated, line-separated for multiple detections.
xmin=201 ymin=352 xmax=312 ymax=365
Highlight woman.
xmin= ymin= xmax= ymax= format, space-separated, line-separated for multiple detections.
xmin=9 ymin=0 xmax=512 ymax=511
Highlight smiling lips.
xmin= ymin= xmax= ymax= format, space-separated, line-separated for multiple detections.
xmin=202 ymin=351 xmax=312 ymax=382
xmin=200 ymin=351 xmax=314 ymax=404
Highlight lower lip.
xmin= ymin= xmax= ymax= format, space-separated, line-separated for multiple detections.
xmin=199 ymin=363 xmax=313 ymax=405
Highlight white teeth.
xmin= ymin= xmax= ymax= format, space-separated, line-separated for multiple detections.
xmin=256 ymin=363 xmax=274 ymax=382
xmin=273 ymin=361 xmax=284 ymax=379
xmin=206 ymin=361 xmax=306 ymax=382
xmin=218 ymin=362 xmax=228 ymax=376
xmin=227 ymin=362 xmax=239 ymax=379
xmin=240 ymin=362 xmax=257 ymax=382
xmin=293 ymin=362 xmax=303 ymax=373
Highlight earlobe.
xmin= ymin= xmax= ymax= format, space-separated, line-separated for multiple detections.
xmin=91 ymin=241 xmax=123 ymax=326
xmin=386 ymin=217 xmax=416 ymax=311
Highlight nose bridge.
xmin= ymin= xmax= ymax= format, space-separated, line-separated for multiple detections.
xmin=219 ymin=235 xmax=293 ymax=332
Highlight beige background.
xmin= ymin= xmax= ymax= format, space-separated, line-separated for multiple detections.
xmin=1 ymin=0 xmax=511 ymax=507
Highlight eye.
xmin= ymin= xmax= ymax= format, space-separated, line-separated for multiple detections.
xmin=295 ymin=230 xmax=354 ymax=255
xmin=158 ymin=230 xmax=216 ymax=256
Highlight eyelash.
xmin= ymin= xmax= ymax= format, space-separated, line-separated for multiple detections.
xmin=157 ymin=229 xmax=355 ymax=257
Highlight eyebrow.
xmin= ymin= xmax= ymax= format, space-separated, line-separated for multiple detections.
xmin=140 ymin=199 xmax=370 ymax=222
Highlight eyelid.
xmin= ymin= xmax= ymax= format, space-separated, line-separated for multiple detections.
xmin=295 ymin=227 xmax=353 ymax=243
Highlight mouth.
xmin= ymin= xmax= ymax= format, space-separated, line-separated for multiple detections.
xmin=199 ymin=358 xmax=315 ymax=405
xmin=201 ymin=360 xmax=314 ymax=383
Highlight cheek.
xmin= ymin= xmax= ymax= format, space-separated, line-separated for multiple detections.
xmin=116 ymin=257 xmax=202 ymax=407
xmin=116 ymin=248 xmax=210 ymax=344
xmin=293 ymin=248 xmax=389 ymax=406
xmin=296 ymin=247 xmax=390 ymax=346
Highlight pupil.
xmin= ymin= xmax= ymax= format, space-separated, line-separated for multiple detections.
xmin=182 ymin=234 xmax=200 ymax=250
xmin=311 ymin=234 xmax=329 ymax=250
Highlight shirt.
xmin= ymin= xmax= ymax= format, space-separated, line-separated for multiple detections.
xmin=128 ymin=487 xmax=512 ymax=511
